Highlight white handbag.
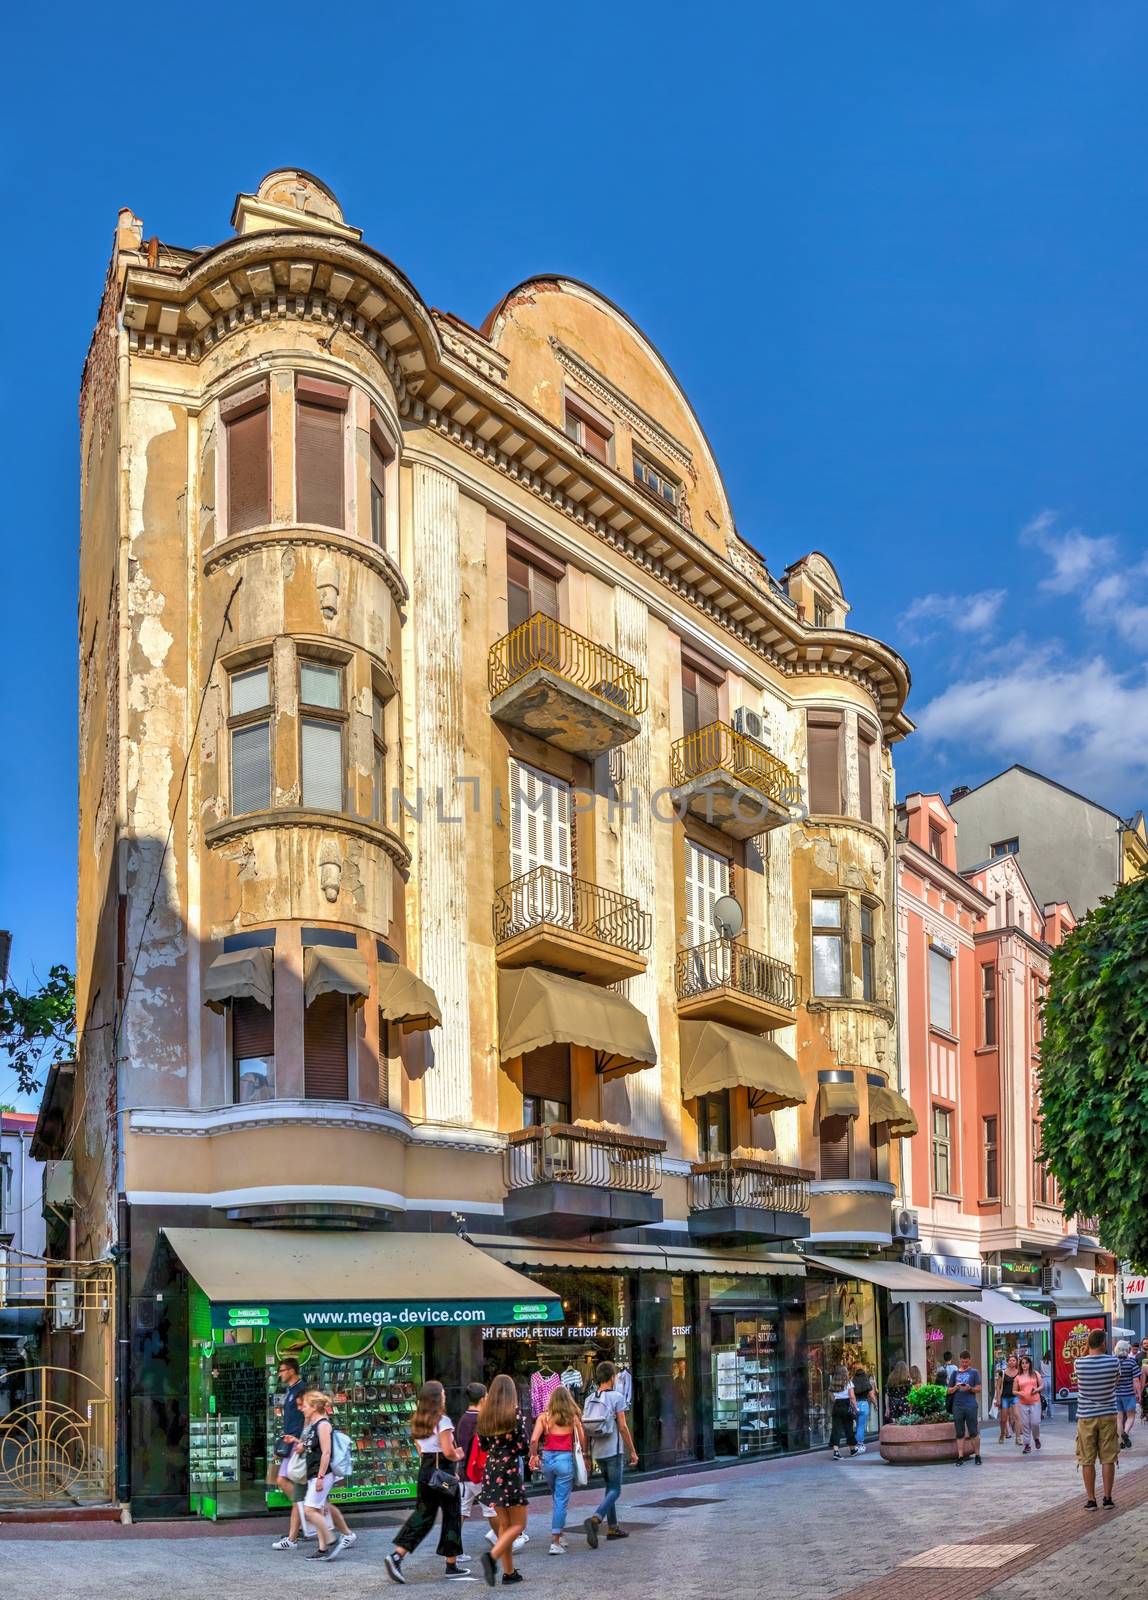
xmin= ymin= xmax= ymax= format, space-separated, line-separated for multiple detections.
xmin=573 ymin=1437 xmax=588 ymax=1488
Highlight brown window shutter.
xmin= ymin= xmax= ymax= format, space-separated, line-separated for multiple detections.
xmin=819 ymin=1113 xmax=851 ymax=1180
xmin=697 ymin=673 xmax=719 ymax=729
xmin=304 ymin=991 xmax=349 ymax=1099
xmin=583 ymin=418 xmax=611 ymax=463
xmin=522 ymin=1043 xmax=571 ymax=1106
xmin=807 ymin=713 xmax=843 ymax=815
xmin=232 ymin=996 xmax=274 ymax=1061
xmin=227 ymin=404 xmax=270 ymax=533
xmin=858 ymin=729 xmax=874 ymax=823
xmin=296 ymin=399 xmax=345 ymax=527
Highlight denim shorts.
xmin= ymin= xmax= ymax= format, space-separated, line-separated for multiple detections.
xmin=999 ymin=1395 xmax=1017 ymax=1408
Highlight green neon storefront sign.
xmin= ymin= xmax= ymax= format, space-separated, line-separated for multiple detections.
xmin=217 ymin=1297 xmax=562 ymax=1331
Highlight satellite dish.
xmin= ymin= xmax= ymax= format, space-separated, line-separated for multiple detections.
xmin=712 ymin=895 xmax=744 ymax=940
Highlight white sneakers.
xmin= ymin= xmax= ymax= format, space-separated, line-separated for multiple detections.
xmin=484 ymin=1528 xmax=529 ymax=1551
xmin=549 ymin=1540 xmax=566 ymax=1555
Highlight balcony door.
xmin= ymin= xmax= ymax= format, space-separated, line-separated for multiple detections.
xmin=509 ymin=759 xmax=574 ymax=928
xmin=685 ymin=839 xmax=729 ymax=988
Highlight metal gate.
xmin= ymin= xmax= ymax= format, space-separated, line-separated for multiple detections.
xmin=0 ymin=1253 xmax=115 ymax=1507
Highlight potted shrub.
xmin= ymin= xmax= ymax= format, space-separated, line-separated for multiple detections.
xmin=878 ymin=1383 xmax=958 ymax=1464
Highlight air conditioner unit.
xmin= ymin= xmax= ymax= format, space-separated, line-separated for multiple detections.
xmin=982 ymin=1264 xmax=1002 ymax=1287
xmin=1040 ymin=1265 xmax=1058 ymax=1293
xmin=892 ymin=1206 xmax=920 ymax=1242
xmin=52 ymin=1279 xmax=80 ymax=1331
xmin=45 ymin=1160 xmax=74 ymax=1210
xmin=732 ymin=705 xmax=767 ymax=745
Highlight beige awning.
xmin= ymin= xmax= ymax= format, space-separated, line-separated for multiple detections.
xmin=498 ymin=967 xmax=656 ymax=1079
xmin=304 ymin=945 xmax=370 ymax=1010
xmin=474 ymin=1236 xmax=806 ymax=1279
xmin=819 ymin=1081 xmax=860 ymax=1119
xmin=679 ymin=1019 xmax=806 ymax=1111
xmin=804 ymin=1253 xmax=981 ymax=1302
xmin=204 ymin=947 xmax=273 ymax=1014
xmin=163 ymin=1227 xmax=562 ymax=1315
xmin=377 ymin=963 xmax=441 ymax=1033
xmin=868 ymin=1085 xmax=918 ymax=1138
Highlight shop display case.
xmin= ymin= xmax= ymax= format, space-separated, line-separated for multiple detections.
xmin=270 ymin=1350 xmax=424 ymax=1501
xmin=711 ymin=1314 xmax=780 ymax=1455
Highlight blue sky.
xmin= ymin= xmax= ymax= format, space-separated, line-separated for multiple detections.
xmin=2 ymin=2 xmax=1146 ymax=1095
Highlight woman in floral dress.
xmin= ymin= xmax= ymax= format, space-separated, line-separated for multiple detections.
xmin=477 ymin=1374 xmax=529 ymax=1586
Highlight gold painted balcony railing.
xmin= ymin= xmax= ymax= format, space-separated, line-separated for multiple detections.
xmin=675 ymin=939 xmax=799 ymax=1013
xmin=687 ymin=1156 xmax=813 ymax=1215
xmin=670 ymin=720 xmax=796 ymax=804
xmin=505 ymin=1123 xmax=665 ymax=1194
xmin=493 ymin=865 xmax=652 ymax=958
xmin=488 ymin=613 xmax=648 ymax=716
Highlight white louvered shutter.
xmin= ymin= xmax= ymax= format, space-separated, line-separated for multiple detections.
xmin=685 ymin=841 xmax=729 ymax=946
xmin=231 ymin=723 xmax=271 ymax=814
xmin=510 ymin=760 xmax=572 ymax=878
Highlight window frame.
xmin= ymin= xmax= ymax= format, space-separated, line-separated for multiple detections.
xmin=981 ymin=962 xmax=997 ymax=1048
xmin=857 ymin=722 xmax=877 ymax=824
xmin=231 ymin=994 xmax=276 ymax=1105
xmin=806 ymin=710 xmax=844 ymax=816
xmin=931 ymin=1103 xmax=954 ymax=1197
xmin=227 ymin=659 xmax=274 ymax=816
xmin=928 ymin=823 xmax=945 ymax=861
xmin=680 ymin=657 xmax=723 ymax=737
xmin=990 ymin=837 xmax=1020 ymax=859
xmin=983 ymin=1114 xmax=999 ymax=1200
xmin=294 ymin=374 xmax=349 ymax=530
xmin=371 ymin=688 xmax=388 ymax=825
xmin=632 ymin=445 xmax=679 ymax=509
xmin=505 ymin=533 xmax=565 ymax=631
xmin=220 ymin=379 xmax=272 ymax=537
xmin=811 ymin=893 xmax=847 ymax=998
xmin=563 ymin=392 xmax=614 ymax=466
xmin=298 ymin=656 xmax=348 ymax=813
xmin=818 ymin=1104 xmax=853 ymax=1180
xmin=696 ymin=1089 xmax=732 ymax=1161
xmin=928 ymin=944 xmax=954 ymax=1035
xmin=860 ymin=900 xmax=877 ymax=1002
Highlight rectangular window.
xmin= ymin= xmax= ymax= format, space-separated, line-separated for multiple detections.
xmin=858 ymin=726 xmax=875 ymax=824
xmin=991 ymin=837 xmax=1019 ymax=859
xmin=633 ymin=449 xmax=678 ymax=507
xmin=233 ymin=996 xmax=275 ymax=1104
xmin=806 ymin=711 xmax=843 ymax=815
xmin=929 ymin=824 xmax=945 ymax=861
xmin=295 ymin=378 xmax=347 ymax=528
xmin=929 ymin=946 xmax=954 ymax=1033
xmin=813 ymin=599 xmax=831 ymax=628
xmin=981 ymin=963 xmax=997 ymax=1047
xmin=1033 ymin=978 xmax=1045 ymax=1047
xmin=564 ymin=398 xmax=612 ymax=464
xmin=860 ymin=902 xmax=876 ymax=1002
xmin=932 ymin=1104 xmax=953 ymax=1195
xmin=685 ymin=840 xmax=730 ymax=947
xmin=506 ymin=549 xmax=560 ymax=630
xmin=299 ymin=660 xmax=344 ymax=812
xmin=697 ymin=1090 xmax=731 ymax=1161
xmin=229 ymin=664 xmax=272 ymax=815
xmin=370 ymin=438 xmax=388 ymax=548
xmin=681 ymin=663 xmax=721 ymax=736
xmin=812 ymin=895 xmax=846 ymax=997
xmin=1032 ymin=1119 xmax=1048 ymax=1204
xmin=509 ymin=760 xmax=574 ymax=925
xmin=522 ymin=1043 xmax=571 ymax=1127
xmin=303 ymin=990 xmax=348 ymax=1100
xmin=983 ymin=1115 xmax=999 ymax=1199
xmin=371 ymin=692 xmax=387 ymax=824
xmin=869 ymin=1119 xmax=890 ymax=1183
xmin=819 ymin=1108 xmax=852 ymax=1180
xmin=223 ymin=383 xmax=271 ymax=534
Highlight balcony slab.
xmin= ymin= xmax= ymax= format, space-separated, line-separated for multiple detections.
xmin=669 ymin=772 xmax=792 ymax=839
xmin=491 ymin=668 xmax=640 ymax=760
xmin=687 ymin=1206 xmax=811 ymax=1246
xmin=676 ymin=986 xmax=795 ymax=1032
xmin=503 ymin=1182 xmax=663 ymax=1238
xmin=495 ymin=922 xmax=647 ymax=983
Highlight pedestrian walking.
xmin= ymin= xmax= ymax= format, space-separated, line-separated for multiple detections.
xmin=456 ymin=1382 xmax=498 ymax=1542
xmin=884 ymin=1360 xmax=913 ymax=1423
xmin=947 ymin=1351 xmax=982 ymax=1466
xmin=383 ymin=1380 xmax=467 ymax=1584
xmin=296 ymin=1391 xmax=351 ymax=1561
xmin=1114 ymin=1339 xmax=1141 ymax=1449
xmin=1040 ymin=1353 xmax=1053 ymax=1418
xmin=828 ymin=1366 xmax=859 ymax=1459
xmin=270 ymin=1358 xmax=309 ymax=1550
xmin=528 ymin=1383 xmax=588 ymax=1554
xmin=852 ymin=1365 xmax=875 ymax=1453
xmin=1015 ymin=1353 xmax=1042 ymax=1453
xmin=993 ymin=1354 xmax=1021 ymax=1445
xmin=935 ymin=1351 xmax=956 ymax=1414
xmin=477 ymin=1374 xmax=530 ymax=1587
xmin=1073 ymin=1327 xmax=1121 ymax=1509
xmin=582 ymin=1359 xmax=639 ymax=1547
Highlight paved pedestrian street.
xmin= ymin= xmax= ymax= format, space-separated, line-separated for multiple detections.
xmin=1 ymin=1415 xmax=1146 ymax=1599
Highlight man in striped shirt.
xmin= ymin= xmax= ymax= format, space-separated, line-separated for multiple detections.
xmin=1073 ymin=1327 xmax=1121 ymax=1509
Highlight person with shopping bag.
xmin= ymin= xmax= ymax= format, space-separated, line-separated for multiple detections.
xmin=528 ymin=1385 xmax=589 ymax=1555
xmin=383 ymin=1380 xmax=468 ymax=1584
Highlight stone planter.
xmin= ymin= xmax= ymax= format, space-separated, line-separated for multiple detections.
xmin=878 ymin=1419 xmax=958 ymax=1464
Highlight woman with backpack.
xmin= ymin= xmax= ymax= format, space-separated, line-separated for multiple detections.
xmin=477 ymin=1373 xmax=530 ymax=1587
xmin=296 ymin=1391 xmax=351 ymax=1561
xmin=383 ymin=1380 xmax=467 ymax=1585
xmin=528 ymin=1384 xmax=588 ymax=1554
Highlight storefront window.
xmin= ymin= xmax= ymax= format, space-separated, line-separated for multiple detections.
xmin=804 ymin=1274 xmax=880 ymax=1448
xmin=708 ymin=1275 xmax=785 ymax=1457
xmin=924 ymin=1308 xmax=972 ymax=1381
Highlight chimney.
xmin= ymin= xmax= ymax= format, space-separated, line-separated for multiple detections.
xmin=949 ymin=785 xmax=970 ymax=804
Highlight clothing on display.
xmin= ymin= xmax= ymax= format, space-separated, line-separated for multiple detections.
xmin=530 ymin=1368 xmax=563 ymax=1417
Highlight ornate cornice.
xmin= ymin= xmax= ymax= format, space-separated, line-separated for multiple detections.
xmin=549 ymin=337 xmax=693 ymax=469
xmin=204 ymin=524 xmax=408 ymax=608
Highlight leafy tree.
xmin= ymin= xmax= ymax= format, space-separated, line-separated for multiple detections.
xmin=1039 ymin=874 xmax=1148 ymax=1269
xmin=0 ymin=964 xmax=75 ymax=1097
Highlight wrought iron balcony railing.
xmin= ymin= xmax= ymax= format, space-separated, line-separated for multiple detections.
xmin=670 ymin=720 xmax=797 ymax=807
xmin=675 ymin=939 xmax=799 ymax=1011
xmin=505 ymin=1123 xmax=665 ymax=1193
xmin=488 ymin=612 xmax=648 ymax=716
xmin=687 ymin=1156 xmax=813 ymax=1215
xmin=493 ymin=865 xmax=652 ymax=955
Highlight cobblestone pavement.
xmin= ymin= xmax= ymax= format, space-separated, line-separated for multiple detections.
xmin=1 ymin=1415 xmax=1146 ymax=1599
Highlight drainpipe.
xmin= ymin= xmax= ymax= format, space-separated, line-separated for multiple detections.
xmin=115 ymin=1195 xmax=131 ymax=1505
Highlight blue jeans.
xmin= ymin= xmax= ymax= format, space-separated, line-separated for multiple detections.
xmin=854 ymin=1398 xmax=870 ymax=1444
xmin=593 ymin=1451 xmax=623 ymax=1527
xmin=542 ymin=1449 xmax=575 ymax=1534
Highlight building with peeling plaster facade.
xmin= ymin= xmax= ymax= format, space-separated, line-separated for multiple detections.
xmin=58 ymin=171 xmax=939 ymax=1518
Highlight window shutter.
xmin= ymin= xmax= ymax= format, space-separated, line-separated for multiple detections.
xmin=226 ymin=404 xmax=270 ymax=533
xmin=522 ymin=1043 xmax=571 ymax=1106
xmin=696 ymin=673 xmax=719 ymax=729
xmin=685 ymin=841 xmax=729 ymax=947
xmin=510 ymin=761 xmax=571 ymax=879
xmin=296 ymin=399 xmax=345 ymax=527
xmin=370 ymin=440 xmax=387 ymax=546
xmin=807 ymin=713 xmax=842 ymax=815
xmin=819 ymin=1113 xmax=851 ymax=1179
xmin=230 ymin=665 xmax=270 ymax=717
xmin=231 ymin=723 xmax=271 ymax=814
xmin=583 ymin=419 xmax=610 ymax=463
xmin=929 ymin=948 xmax=953 ymax=1032
xmin=232 ymin=996 xmax=274 ymax=1061
xmin=858 ymin=730 xmax=874 ymax=823
xmin=304 ymin=990 xmax=349 ymax=1099
xmin=301 ymin=719 xmax=343 ymax=811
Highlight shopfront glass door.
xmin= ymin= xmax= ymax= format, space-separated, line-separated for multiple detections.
xmin=710 ymin=1310 xmax=782 ymax=1456
xmin=804 ymin=1275 xmax=880 ymax=1448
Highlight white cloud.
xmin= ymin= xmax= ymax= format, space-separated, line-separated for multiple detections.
xmin=1020 ymin=509 xmax=1119 ymax=596
xmin=900 ymin=587 xmax=1007 ymax=640
xmin=914 ymin=651 xmax=1148 ymax=807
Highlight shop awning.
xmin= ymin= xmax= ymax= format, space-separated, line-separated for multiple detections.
xmin=498 ymin=967 xmax=656 ymax=1079
xmin=819 ymin=1082 xmax=860 ymax=1119
xmin=304 ymin=946 xmax=371 ymax=1010
xmin=679 ymin=1020 xmax=805 ymax=1111
xmin=939 ymin=1289 xmax=1050 ymax=1334
xmin=868 ymin=1085 xmax=918 ymax=1138
xmin=804 ymin=1253 xmax=980 ymax=1302
xmin=204 ymin=947 xmax=273 ymax=1013
xmin=377 ymin=963 xmax=442 ymax=1033
xmin=163 ymin=1228 xmax=563 ymax=1328
xmin=475 ymin=1236 xmax=806 ymax=1279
